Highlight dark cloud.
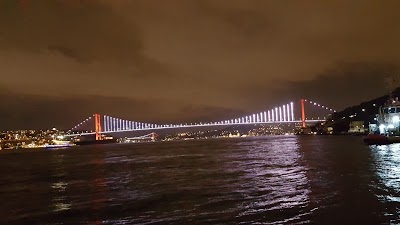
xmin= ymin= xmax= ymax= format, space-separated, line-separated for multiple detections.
xmin=0 ymin=1 xmax=400 ymax=129
xmin=0 ymin=90 xmax=246 ymax=130
xmin=47 ymin=45 xmax=85 ymax=62
xmin=243 ymin=62 xmax=399 ymax=109
xmin=284 ymin=62 xmax=399 ymax=108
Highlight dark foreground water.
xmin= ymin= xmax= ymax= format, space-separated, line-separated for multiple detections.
xmin=1 ymin=136 xmax=400 ymax=224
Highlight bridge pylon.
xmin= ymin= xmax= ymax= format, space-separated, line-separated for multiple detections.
xmin=301 ymin=99 xmax=306 ymax=128
xmin=94 ymin=114 xmax=102 ymax=140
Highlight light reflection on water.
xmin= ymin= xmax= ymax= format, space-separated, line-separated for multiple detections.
xmin=370 ymin=143 xmax=400 ymax=223
xmin=1 ymin=136 xmax=400 ymax=224
xmin=51 ymin=153 xmax=71 ymax=212
xmin=231 ymin=138 xmax=312 ymax=224
xmin=92 ymin=137 xmax=315 ymax=224
xmin=371 ymin=144 xmax=400 ymax=195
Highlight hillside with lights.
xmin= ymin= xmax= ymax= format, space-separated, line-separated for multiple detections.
xmin=315 ymin=88 xmax=400 ymax=134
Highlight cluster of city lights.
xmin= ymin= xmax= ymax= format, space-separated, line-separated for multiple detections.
xmin=126 ymin=133 xmax=154 ymax=140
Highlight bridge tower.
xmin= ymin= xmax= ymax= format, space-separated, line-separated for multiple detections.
xmin=301 ymin=99 xmax=306 ymax=128
xmin=94 ymin=114 xmax=102 ymax=140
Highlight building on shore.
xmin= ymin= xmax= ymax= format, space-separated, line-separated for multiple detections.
xmin=348 ymin=121 xmax=366 ymax=133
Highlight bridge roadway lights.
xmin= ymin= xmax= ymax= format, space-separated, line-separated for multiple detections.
xmin=65 ymin=120 xmax=326 ymax=137
xmin=68 ymin=100 xmax=336 ymax=136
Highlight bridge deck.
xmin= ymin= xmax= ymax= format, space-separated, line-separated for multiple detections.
xmin=66 ymin=120 xmax=324 ymax=136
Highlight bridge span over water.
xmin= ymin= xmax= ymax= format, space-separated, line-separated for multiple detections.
xmin=65 ymin=99 xmax=336 ymax=139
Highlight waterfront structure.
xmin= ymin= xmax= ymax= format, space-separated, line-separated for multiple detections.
xmin=370 ymin=97 xmax=400 ymax=135
xmin=348 ymin=121 xmax=366 ymax=133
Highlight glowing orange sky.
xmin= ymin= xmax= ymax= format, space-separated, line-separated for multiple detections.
xmin=0 ymin=0 xmax=400 ymax=129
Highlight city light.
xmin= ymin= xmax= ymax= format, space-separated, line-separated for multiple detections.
xmin=379 ymin=124 xmax=386 ymax=134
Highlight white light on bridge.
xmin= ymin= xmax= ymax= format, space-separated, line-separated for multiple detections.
xmin=290 ymin=102 xmax=294 ymax=121
xmin=105 ymin=116 xmax=108 ymax=132
xmin=103 ymin=116 xmax=107 ymax=132
xmin=283 ymin=105 xmax=286 ymax=121
xmin=271 ymin=110 xmax=274 ymax=121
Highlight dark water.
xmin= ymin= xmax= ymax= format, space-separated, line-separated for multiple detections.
xmin=1 ymin=136 xmax=400 ymax=224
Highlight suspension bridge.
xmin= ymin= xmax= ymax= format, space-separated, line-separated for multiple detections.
xmin=65 ymin=99 xmax=336 ymax=140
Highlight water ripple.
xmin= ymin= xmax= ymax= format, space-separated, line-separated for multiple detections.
xmin=0 ymin=136 xmax=393 ymax=224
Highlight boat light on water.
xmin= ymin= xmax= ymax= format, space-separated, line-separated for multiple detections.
xmin=45 ymin=140 xmax=75 ymax=149
xmin=365 ymin=96 xmax=400 ymax=145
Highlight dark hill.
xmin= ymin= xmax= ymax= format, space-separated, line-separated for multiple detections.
xmin=323 ymin=88 xmax=400 ymax=133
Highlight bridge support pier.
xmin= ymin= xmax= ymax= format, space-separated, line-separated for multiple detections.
xmin=94 ymin=114 xmax=102 ymax=141
xmin=301 ymin=99 xmax=306 ymax=128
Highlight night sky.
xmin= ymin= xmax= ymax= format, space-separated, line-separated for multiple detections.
xmin=1 ymin=0 xmax=400 ymax=130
